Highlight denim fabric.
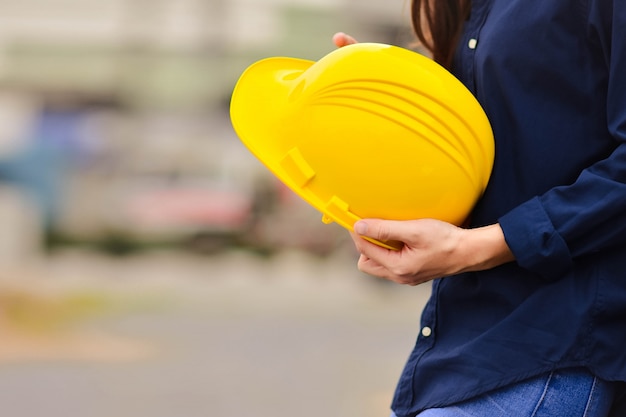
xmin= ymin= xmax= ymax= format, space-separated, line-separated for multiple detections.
xmin=390 ymin=368 xmax=614 ymax=417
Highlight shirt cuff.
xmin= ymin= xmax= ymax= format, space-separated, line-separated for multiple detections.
xmin=498 ymin=196 xmax=573 ymax=280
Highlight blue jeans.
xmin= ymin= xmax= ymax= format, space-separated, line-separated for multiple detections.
xmin=391 ymin=368 xmax=615 ymax=417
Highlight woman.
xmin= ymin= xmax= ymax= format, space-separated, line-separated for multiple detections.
xmin=334 ymin=0 xmax=626 ymax=416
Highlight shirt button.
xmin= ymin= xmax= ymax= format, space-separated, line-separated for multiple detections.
xmin=468 ymin=38 xmax=478 ymax=49
xmin=421 ymin=326 xmax=432 ymax=337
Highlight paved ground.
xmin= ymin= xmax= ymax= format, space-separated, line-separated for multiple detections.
xmin=0 ymin=249 xmax=431 ymax=417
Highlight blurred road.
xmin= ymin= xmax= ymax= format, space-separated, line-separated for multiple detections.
xmin=0 ymin=249 xmax=430 ymax=417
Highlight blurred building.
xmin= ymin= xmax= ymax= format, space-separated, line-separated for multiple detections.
xmin=0 ymin=0 xmax=412 ymax=258
xmin=0 ymin=0 xmax=411 ymax=107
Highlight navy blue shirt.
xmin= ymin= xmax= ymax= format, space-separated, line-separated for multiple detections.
xmin=391 ymin=0 xmax=626 ymax=415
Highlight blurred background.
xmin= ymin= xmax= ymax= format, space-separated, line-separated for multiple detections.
xmin=0 ymin=1 xmax=432 ymax=416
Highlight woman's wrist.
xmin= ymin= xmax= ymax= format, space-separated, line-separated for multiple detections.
xmin=458 ymin=223 xmax=515 ymax=273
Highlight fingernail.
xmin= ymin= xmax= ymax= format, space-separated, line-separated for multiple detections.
xmin=354 ymin=221 xmax=368 ymax=235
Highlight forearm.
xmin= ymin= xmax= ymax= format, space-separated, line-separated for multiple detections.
xmin=457 ymin=223 xmax=515 ymax=273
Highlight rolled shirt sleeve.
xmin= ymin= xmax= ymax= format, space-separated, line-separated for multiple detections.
xmin=490 ymin=0 xmax=626 ymax=280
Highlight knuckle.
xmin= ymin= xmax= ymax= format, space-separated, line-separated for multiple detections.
xmin=376 ymin=228 xmax=391 ymax=242
xmin=390 ymin=264 xmax=412 ymax=277
xmin=357 ymin=260 xmax=367 ymax=272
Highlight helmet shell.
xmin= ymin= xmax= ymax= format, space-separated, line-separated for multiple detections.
xmin=230 ymin=43 xmax=494 ymax=249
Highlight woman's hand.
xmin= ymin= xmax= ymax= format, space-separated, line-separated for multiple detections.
xmin=351 ymin=219 xmax=515 ymax=286
xmin=333 ymin=32 xmax=358 ymax=47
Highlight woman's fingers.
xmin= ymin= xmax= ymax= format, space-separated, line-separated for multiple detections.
xmin=333 ymin=32 xmax=358 ymax=47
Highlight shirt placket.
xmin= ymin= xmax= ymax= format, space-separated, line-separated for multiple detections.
xmin=456 ymin=0 xmax=493 ymax=94
xmin=392 ymin=279 xmax=441 ymax=409
xmin=417 ymin=280 xmax=438 ymax=349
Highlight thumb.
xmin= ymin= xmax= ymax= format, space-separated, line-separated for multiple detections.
xmin=354 ymin=219 xmax=404 ymax=243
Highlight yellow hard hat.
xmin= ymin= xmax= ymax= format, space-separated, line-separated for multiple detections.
xmin=230 ymin=43 xmax=494 ymax=250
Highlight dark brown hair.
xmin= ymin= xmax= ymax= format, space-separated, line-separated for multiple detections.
xmin=411 ymin=0 xmax=471 ymax=69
